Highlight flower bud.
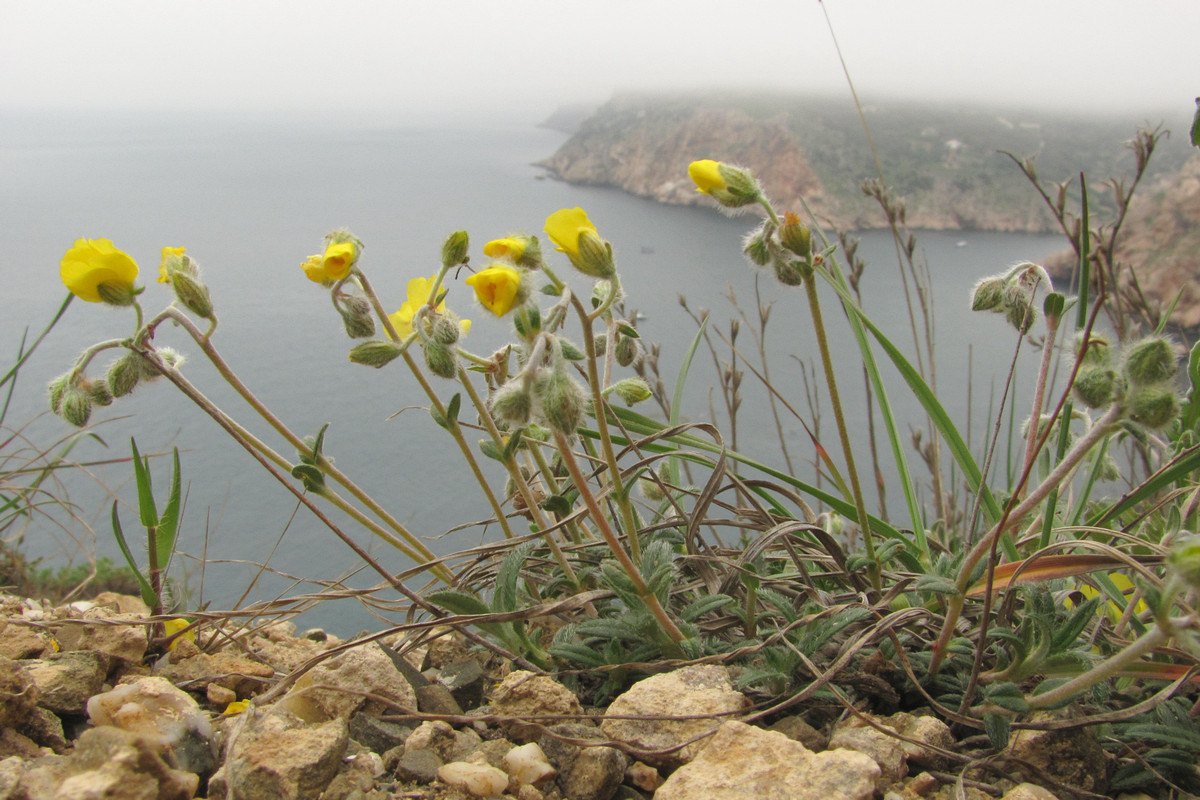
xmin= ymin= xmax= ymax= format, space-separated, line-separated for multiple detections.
xmin=742 ymin=223 xmax=774 ymax=267
xmin=610 ymin=377 xmax=652 ymax=405
xmin=541 ymin=367 xmax=587 ymax=434
xmin=349 ymin=340 xmax=403 ymax=368
xmin=96 ymin=282 xmax=140 ymax=307
xmin=1006 ymin=299 xmax=1036 ymax=333
xmin=1042 ymin=292 xmax=1066 ymax=324
xmin=48 ymin=373 xmax=70 ymax=413
xmin=773 ymin=259 xmax=805 ymax=287
xmin=971 ymin=277 xmax=1006 ymax=312
xmin=170 ymin=271 xmax=214 ymax=320
xmin=339 ymin=295 xmax=376 ymax=339
xmin=86 ymin=379 xmax=114 ymax=407
xmin=1128 ymin=386 xmax=1179 ymax=429
xmin=106 ymin=356 xmax=141 ymax=397
xmin=687 ymin=160 xmax=763 ymax=208
xmin=1123 ymin=337 xmax=1177 ymax=387
xmin=1073 ymin=368 xmax=1121 ymax=409
xmin=441 ymin=230 xmax=470 ymax=268
xmin=1168 ymin=534 xmax=1200 ymax=590
xmin=615 ymin=335 xmax=641 ymax=368
xmin=559 ymin=338 xmax=586 ymax=361
xmin=432 ymin=315 xmax=462 ymax=345
xmin=573 ymin=230 xmax=616 ymax=279
xmin=61 ymin=386 xmax=92 ymax=427
xmin=779 ymin=212 xmax=812 ymax=260
xmin=512 ymin=304 xmax=541 ymax=342
xmin=490 ymin=382 xmax=533 ymax=426
xmin=591 ymin=334 xmax=607 ymax=357
xmin=1075 ymin=332 xmax=1113 ymax=367
xmin=423 ymin=341 xmax=459 ymax=379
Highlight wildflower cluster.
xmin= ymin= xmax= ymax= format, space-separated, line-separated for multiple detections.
xmin=1073 ymin=333 xmax=1180 ymax=428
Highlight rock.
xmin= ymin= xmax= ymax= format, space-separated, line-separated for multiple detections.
xmin=0 ymin=729 xmax=40 ymax=761
xmin=0 ymin=658 xmax=39 ymax=729
xmin=19 ymin=707 xmax=67 ymax=753
xmin=767 ymin=715 xmax=827 ymax=751
xmin=490 ymin=671 xmax=583 ymax=743
xmin=600 ymin=665 xmax=748 ymax=768
xmin=437 ymin=760 xmax=509 ymax=798
xmin=58 ymin=726 xmax=198 ymax=800
xmin=0 ymin=756 xmax=24 ymax=799
xmin=829 ymin=720 xmax=908 ymax=787
xmin=882 ymin=712 xmax=955 ymax=769
xmin=153 ymin=648 xmax=275 ymax=698
xmin=204 ymin=682 xmax=237 ymax=708
xmin=1007 ymin=716 xmax=1108 ymax=795
xmin=539 ymin=723 xmax=628 ymax=800
xmin=246 ymin=632 xmax=325 ymax=674
xmin=217 ymin=707 xmax=347 ymax=800
xmin=347 ymin=713 xmax=411 ymax=754
xmin=503 ymin=742 xmax=556 ymax=788
xmin=22 ymin=650 xmax=105 ymax=716
xmin=86 ymin=676 xmax=215 ymax=776
xmin=404 ymin=720 xmax=457 ymax=760
xmin=275 ymin=643 xmax=416 ymax=723
xmin=654 ymin=720 xmax=881 ymax=800
xmin=91 ymin=593 xmax=151 ymax=616
xmin=390 ymin=747 xmax=443 ymax=784
xmin=416 ymin=683 xmax=463 ymax=716
xmin=625 ymin=760 xmax=663 ymax=793
xmin=0 ymin=619 xmax=52 ymax=660
xmin=63 ymin=608 xmax=149 ymax=672
xmin=1000 ymin=783 xmax=1061 ymax=800
xmin=438 ymin=659 xmax=486 ymax=709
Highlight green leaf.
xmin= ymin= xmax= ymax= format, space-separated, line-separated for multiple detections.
xmin=1181 ymin=340 xmax=1200 ymax=430
xmin=502 ymin=429 xmax=524 ymax=461
xmin=445 ymin=393 xmax=461 ymax=427
xmin=494 ymin=543 xmax=533 ymax=614
xmin=680 ymin=593 xmax=735 ymax=622
xmin=983 ymin=682 xmax=1031 ymax=713
xmin=426 ymin=590 xmax=490 ymax=616
xmin=549 ymin=642 xmax=607 ymax=668
xmin=129 ymin=439 xmax=158 ymax=528
xmin=913 ymin=575 xmax=961 ymax=596
xmin=577 ymin=617 xmax=641 ymax=641
xmin=1051 ymin=596 xmax=1101 ymax=653
xmin=110 ymin=501 xmax=156 ymax=609
xmin=479 ymin=439 xmax=505 ymax=461
xmin=154 ymin=448 xmax=182 ymax=570
xmin=983 ymin=711 xmax=1011 ymax=749
xmin=290 ymin=463 xmax=325 ymax=493
xmin=540 ymin=494 xmax=573 ymax=516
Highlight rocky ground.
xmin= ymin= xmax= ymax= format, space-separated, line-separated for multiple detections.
xmin=0 ymin=592 xmax=1148 ymax=800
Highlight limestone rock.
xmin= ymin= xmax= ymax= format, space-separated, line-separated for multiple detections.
xmin=539 ymin=723 xmax=628 ymax=800
xmin=63 ymin=608 xmax=149 ymax=672
xmin=1007 ymin=719 xmax=1108 ymax=795
xmin=87 ymin=676 xmax=215 ymax=776
xmin=58 ymin=726 xmax=198 ymax=800
xmin=23 ymin=650 xmax=105 ymax=716
xmin=503 ymin=742 xmax=556 ymax=788
xmin=437 ymin=658 xmax=486 ymax=710
xmin=882 ymin=712 xmax=955 ymax=769
xmin=767 ymin=715 xmax=827 ymax=751
xmin=153 ymin=648 xmax=275 ymax=698
xmin=437 ymin=760 xmax=509 ymax=797
xmin=654 ymin=720 xmax=880 ymax=800
xmin=829 ymin=720 xmax=908 ymax=787
xmin=600 ymin=664 xmax=748 ymax=768
xmin=0 ymin=658 xmax=39 ymax=729
xmin=275 ymin=643 xmax=416 ymax=723
xmin=1000 ymin=783 xmax=1061 ymax=800
xmin=0 ymin=619 xmax=52 ymax=660
xmin=490 ymin=671 xmax=583 ymax=743
xmin=219 ymin=707 xmax=348 ymax=800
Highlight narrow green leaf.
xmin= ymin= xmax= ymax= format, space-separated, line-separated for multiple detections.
xmin=549 ymin=642 xmax=607 ymax=668
xmin=1051 ymin=596 xmax=1101 ymax=653
xmin=111 ymin=500 xmax=155 ymax=608
xmin=426 ymin=590 xmax=490 ymax=616
xmin=494 ymin=543 xmax=532 ymax=614
xmin=680 ymin=594 xmax=735 ymax=622
xmin=129 ymin=439 xmax=158 ymax=528
xmin=479 ymin=439 xmax=504 ymax=461
xmin=446 ymin=393 xmax=461 ymax=427
xmin=154 ymin=448 xmax=183 ymax=569
xmin=983 ymin=711 xmax=1011 ymax=749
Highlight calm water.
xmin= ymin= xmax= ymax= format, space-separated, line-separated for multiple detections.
xmin=0 ymin=111 xmax=1064 ymax=633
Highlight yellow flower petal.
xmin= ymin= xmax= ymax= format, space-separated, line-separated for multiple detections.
xmin=688 ymin=159 xmax=726 ymax=195
xmin=222 ymin=700 xmax=250 ymax=716
xmin=466 ymin=266 xmax=522 ymax=316
xmin=158 ymin=246 xmax=186 ymax=284
xmin=483 ymin=237 xmax=526 ymax=262
xmin=544 ymin=208 xmax=596 ymax=259
xmin=321 ymin=241 xmax=357 ymax=281
xmin=60 ymin=238 xmax=139 ymax=303
xmin=300 ymin=254 xmax=328 ymax=283
xmin=390 ymin=274 xmax=470 ymax=338
xmin=162 ymin=617 xmax=196 ymax=651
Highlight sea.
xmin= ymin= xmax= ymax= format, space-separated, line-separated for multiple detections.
xmin=0 ymin=110 xmax=1064 ymax=634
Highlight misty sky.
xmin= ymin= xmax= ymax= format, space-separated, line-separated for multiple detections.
xmin=2 ymin=1 xmax=1195 ymax=122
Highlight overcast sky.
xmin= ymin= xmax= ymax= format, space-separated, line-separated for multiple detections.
xmin=2 ymin=1 xmax=1195 ymax=122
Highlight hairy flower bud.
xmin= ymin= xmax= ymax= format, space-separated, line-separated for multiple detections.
xmin=86 ymin=379 xmax=113 ymax=407
xmin=1123 ymin=337 xmax=1177 ymax=387
xmin=742 ymin=223 xmax=774 ymax=267
xmin=106 ymin=355 xmax=141 ymax=397
xmin=339 ymin=295 xmax=376 ymax=339
xmin=60 ymin=386 xmax=92 ymax=427
xmin=441 ymin=230 xmax=470 ymax=268
xmin=574 ymin=230 xmax=617 ymax=279
xmin=1005 ymin=299 xmax=1036 ymax=334
xmin=1168 ymin=534 xmax=1200 ymax=590
xmin=1073 ymin=368 xmax=1121 ymax=409
xmin=779 ymin=212 xmax=812 ymax=260
xmin=1128 ymin=386 xmax=1179 ymax=429
xmin=48 ymin=373 xmax=70 ymax=413
xmin=490 ymin=381 xmax=533 ymax=427
xmin=1075 ymin=332 xmax=1113 ymax=367
xmin=348 ymin=340 xmax=403 ymax=368
xmin=423 ymin=341 xmax=459 ymax=379
xmin=615 ymin=335 xmax=641 ymax=368
xmin=970 ymin=277 xmax=1006 ymax=312
xmin=512 ymin=304 xmax=541 ymax=342
xmin=687 ymin=160 xmax=763 ymax=208
xmin=541 ymin=367 xmax=587 ymax=434
xmin=170 ymin=271 xmax=214 ymax=320
xmin=773 ymin=258 xmax=805 ymax=287
xmin=610 ymin=377 xmax=652 ymax=405
xmin=432 ymin=315 xmax=463 ymax=345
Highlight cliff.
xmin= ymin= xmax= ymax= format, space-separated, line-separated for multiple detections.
xmin=539 ymin=92 xmax=1190 ymax=234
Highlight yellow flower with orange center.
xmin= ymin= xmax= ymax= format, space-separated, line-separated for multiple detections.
xmin=483 ymin=237 xmax=526 ymax=262
xmin=389 ymin=275 xmax=471 ymax=339
xmin=466 ymin=266 xmax=523 ymax=316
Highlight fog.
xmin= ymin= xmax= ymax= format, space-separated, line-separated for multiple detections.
xmin=2 ymin=0 xmax=1195 ymax=124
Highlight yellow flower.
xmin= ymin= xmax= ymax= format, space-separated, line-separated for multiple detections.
xmin=1076 ymin=572 xmax=1149 ymax=622
xmin=60 ymin=238 xmax=139 ymax=303
xmin=222 ymin=700 xmax=250 ymax=716
xmin=300 ymin=253 xmax=327 ymax=283
xmin=688 ymin=159 xmax=726 ymax=195
xmin=162 ymin=617 xmax=195 ymax=651
xmin=544 ymin=207 xmax=597 ymax=259
xmin=321 ymin=241 xmax=358 ymax=281
xmin=483 ymin=237 xmax=526 ymax=262
xmin=466 ymin=266 xmax=523 ymax=316
xmin=158 ymin=247 xmax=186 ymax=283
xmin=389 ymin=275 xmax=471 ymax=339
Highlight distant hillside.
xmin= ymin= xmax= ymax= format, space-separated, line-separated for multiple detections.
xmin=539 ymin=92 xmax=1191 ymax=233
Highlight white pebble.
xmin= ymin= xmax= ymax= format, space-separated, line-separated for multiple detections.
xmin=438 ymin=761 xmax=511 ymax=798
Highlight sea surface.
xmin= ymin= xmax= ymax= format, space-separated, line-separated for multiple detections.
xmin=0 ymin=111 xmax=1065 ymax=634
